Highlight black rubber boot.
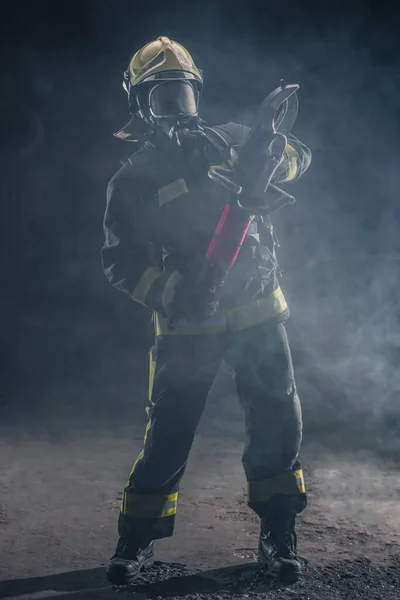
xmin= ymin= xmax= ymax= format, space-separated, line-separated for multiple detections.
xmin=106 ymin=537 xmax=154 ymax=585
xmin=258 ymin=514 xmax=301 ymax=584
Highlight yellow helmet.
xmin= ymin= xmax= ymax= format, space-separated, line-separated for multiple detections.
xmin=116 ymin=37 xmax=203 ymax=141
xmin=124 ymin=36 xmax=202 ymax=89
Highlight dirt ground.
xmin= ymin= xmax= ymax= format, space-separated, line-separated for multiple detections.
xmin=1 ymin=404 xmax=400 ymax=600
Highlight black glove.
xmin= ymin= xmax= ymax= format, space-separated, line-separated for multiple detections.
xmin=169 ymin=279 xmax=220 ymax=322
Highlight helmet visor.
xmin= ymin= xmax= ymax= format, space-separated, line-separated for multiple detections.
xmin=148 ymin=80 xmax=198 ymax=119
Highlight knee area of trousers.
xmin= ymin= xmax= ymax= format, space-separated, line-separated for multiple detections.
xmin=149 ymin=394 xmax=205 ymax=427
xmin=263 ymin=389 xmax=302 ymax=438
xmin=279 ymin=388 xmax=303 ymax=428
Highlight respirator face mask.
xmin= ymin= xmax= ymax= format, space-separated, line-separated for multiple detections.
xmin=148 ymin=80 xmax=198 ymax=120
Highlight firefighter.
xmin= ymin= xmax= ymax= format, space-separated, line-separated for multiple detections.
xmin=102 ymin=37 xmax=312 ymax=585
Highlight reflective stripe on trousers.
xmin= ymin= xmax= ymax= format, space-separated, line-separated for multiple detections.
xmin=121 ymin=490 xmax=178 ymax=518
xmin=247 ymin=468 xmax=306 ymax=503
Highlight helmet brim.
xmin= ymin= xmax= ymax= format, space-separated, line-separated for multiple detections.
xmin=114 ymin=114 xmax=148 ymax=142
xmin=138 ymin=69 xmax=202 ymax=85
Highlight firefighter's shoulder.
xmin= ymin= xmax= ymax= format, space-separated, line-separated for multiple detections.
xmin=107 ymin=146 xmax=151 ymax=201
xmin=113 ymin=145 xmax=150 ymax=182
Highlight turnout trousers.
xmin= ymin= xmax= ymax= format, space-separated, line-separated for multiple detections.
xmin=118 ymin=318 xmax=306 ymax=544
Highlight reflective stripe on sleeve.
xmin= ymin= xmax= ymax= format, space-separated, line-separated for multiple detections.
xmin=131 ymin=267 xmax=163 ymax=305
xmin=161 ymin=271 xmax=183 ymax=314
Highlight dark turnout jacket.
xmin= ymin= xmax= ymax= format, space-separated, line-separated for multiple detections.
xmin=101 ymin=123 xmax=311 ymax=335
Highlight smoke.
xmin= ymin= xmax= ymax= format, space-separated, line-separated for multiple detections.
xmin=1 ymin=1 xmax=400 ymax=459
xmin=183 ymin=16 xmax=400 ymax=456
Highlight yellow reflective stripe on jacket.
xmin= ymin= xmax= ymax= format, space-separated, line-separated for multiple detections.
xmin=154 ymin=286 xmax=288 ymax=336
xmin=121 ymin=491 xmax=178 ymax=518
xmin=227 ymin=287 xmax=287 ymax=332
xmin=131 ymin=266 xmax=163 ymax=305
xmin=158 ymin=178 xmax=188 ymax=206
xmin=280 ymin=143 xmax=298 ymax=183
xmin=154 ymin=310 xmax=227 ymax=336
xmin=248 ymin=468 xmax=306 ymax=503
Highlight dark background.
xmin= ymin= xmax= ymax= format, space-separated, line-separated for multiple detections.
xmin=1 ymin=0 xmax=400 ymax=451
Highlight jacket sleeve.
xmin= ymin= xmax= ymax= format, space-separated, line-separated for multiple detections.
xmin=101 ymin=169 xmax=182 ymax=315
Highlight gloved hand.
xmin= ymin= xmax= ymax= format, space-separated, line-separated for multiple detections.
xmin=168 ymin=278 xmax=220 ymax=322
